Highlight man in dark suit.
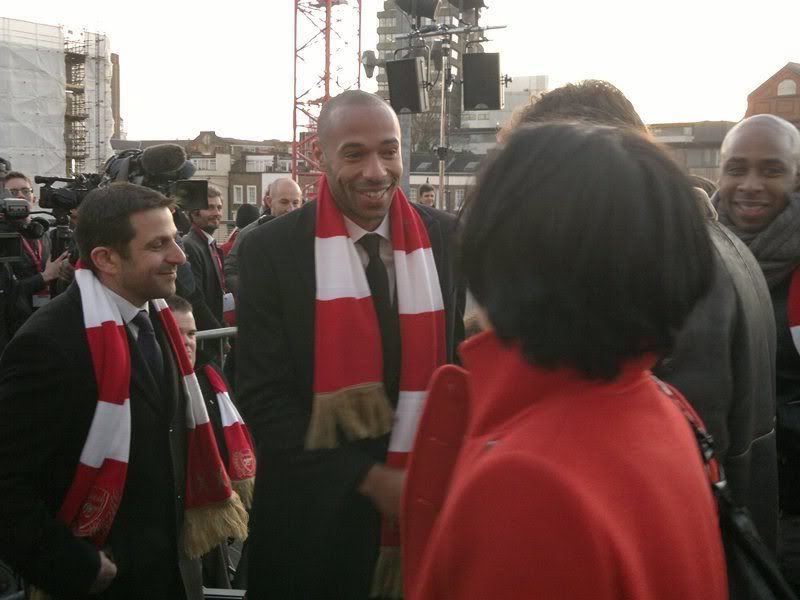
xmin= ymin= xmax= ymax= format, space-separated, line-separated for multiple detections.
xmin=183 ymin=185 xmax=228 ymax=326
xmin=237 ymin=90 xmax=465 ymax=598
xmin=0 ymin=183 xmax=203 ymax=599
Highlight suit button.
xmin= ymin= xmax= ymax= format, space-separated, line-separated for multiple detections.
xmin=169 ymin=426 xmax=174 ymax=434
xmin=177 ymin=493 xmax=183 ymax=502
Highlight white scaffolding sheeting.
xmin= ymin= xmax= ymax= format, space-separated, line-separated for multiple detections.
xmin=0 ymin=18 xmax=66 ymax=177
xmin=83 ymin=32 xmax=114 ymax=172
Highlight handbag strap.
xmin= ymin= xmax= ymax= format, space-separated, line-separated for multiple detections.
xmin=650 ymin=375 xmax=726 ymax=493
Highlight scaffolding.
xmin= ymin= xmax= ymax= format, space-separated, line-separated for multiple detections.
xmin=65 ymin=39 xmax=89 ymax=174
xmin=63 ymin=31 xmax=114 ymax=175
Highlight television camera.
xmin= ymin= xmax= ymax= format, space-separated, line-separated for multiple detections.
xmin=34 ymin=144 xmax=210 ymax=258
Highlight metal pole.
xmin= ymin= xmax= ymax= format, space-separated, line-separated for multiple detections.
xmin=437 ymin=36 xmax=449 ymax=211
xmin=357 ymin=0 xmax=362 ymax=90
xmin=291 ymin=0 xmax=299 ymax=180
xmin=324 ymin=0 xmax=332 ymax=100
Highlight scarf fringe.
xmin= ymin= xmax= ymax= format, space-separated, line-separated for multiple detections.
xmin=29 ymin=588 xmax=48 ymax=600
xmin=181 ymin=492 xmax=249 ymax=559
xmin=231 ymin=476 xmax=255 ymax=510
xmin=304 ymin=383 xmax=394 ymax=449
xmin=370 ymin=546 xmax=403 ymax=599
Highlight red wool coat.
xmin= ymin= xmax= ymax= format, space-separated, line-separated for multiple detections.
xmin=402 ymin=331 xmax=727 ymax=600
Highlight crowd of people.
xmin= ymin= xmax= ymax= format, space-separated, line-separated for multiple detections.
xmin=0 ymin=80 xmax=798 ymax=599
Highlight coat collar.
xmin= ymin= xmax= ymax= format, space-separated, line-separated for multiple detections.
xmin=459 ymin=330 xmax=657 ymax=436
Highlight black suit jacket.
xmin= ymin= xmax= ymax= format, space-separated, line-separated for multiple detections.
xmin=236 ymin=200 xmax=465 ymax=596
xmin=0 ymin=283 xmax=198 ymax=599
xmin=183 ymin=228 xmax=224 ymax=326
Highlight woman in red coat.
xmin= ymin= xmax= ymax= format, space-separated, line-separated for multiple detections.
xmin=402 ymin=123 xmax=728 ymax=599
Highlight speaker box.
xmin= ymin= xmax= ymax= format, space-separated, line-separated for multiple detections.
xmin=386 ymin=57 xmax=429 ymax=114
xmin=462 ymin=53 xmax=503 ymax=111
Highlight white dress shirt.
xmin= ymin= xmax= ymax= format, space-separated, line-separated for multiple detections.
xmin=106 ymin=287 xmax=149 ymax=341
xmin=344 ymin=213 xmax=396 ymax=300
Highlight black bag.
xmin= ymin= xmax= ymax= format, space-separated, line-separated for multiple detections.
xmin=654 ymin=377 xmax=797 ymax=600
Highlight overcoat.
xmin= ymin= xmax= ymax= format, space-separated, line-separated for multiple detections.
xmin=236 ymin=199 xmax=465 ymax=598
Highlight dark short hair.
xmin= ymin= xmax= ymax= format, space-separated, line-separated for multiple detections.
xmin=207 ymin=184 xmax=222 ymax=199
xmin=235 ymin=203 xmax=259 ymax=228
xmin=75 ymin=182 xmax=173 ymax=270
xmin=501 ymin=80 xmax=647 ymax=142
xmin=418 ymin=183 xmax=435 ymax=195
xmin=166 ymin=294 xmax=192 ymax=314
xmin=462 ymin=123 xmax=713 ymax=380
xmin=3 ymin=171 xmax=31 ymax=185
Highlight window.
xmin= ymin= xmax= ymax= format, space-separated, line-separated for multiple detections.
xmin=778 ymin=79 xmax=797 ymax=96
xmin=247 ymin=185 xmax=257 ymax=204
xmin=464 ymin=161 xmax=480 ymax=171
xmin=233 ymin=185 xmax=243 ymax=204
xmin=416 ymin=161 xmax=432 ymax=170
xmin=191 ymin=158 xmax=217 ymax=171
xmin=455 ymin=189 xmax=465 ymax=208
xmin=409 ymin=188 xmax=417 ymax=201
xmin=246 ymin=159 xmax=270 ymax=172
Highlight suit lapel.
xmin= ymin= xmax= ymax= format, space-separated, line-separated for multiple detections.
xmin=293 ymin=201 xmax=316 ymax=295
xmin=127 ymin=328 xmax=167 ymax=416
xmin=152 ymin=306 xmax=181 ymax=422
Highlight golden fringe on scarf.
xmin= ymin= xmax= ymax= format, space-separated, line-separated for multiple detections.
xmin=304 ymin=383 xmax=394 ymax=449
xmin=231 ymin=477 xmax=255 ymax=510
xmin=370 ymin=546 xmax=403 ymax=599
xmin=181 ymin=492 xmax=249 ymax=559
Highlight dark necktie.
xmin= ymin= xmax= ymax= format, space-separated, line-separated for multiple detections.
xmin=132 ymin=310 xmax=164 ymax=382
xmin=358 ymin=234 xmax=400 ymax=402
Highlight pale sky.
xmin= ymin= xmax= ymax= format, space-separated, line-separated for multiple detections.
xmin=4 ymin=0 xmax=799 ymax=141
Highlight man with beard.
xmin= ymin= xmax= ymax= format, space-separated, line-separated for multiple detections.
xmin=183 ymin=185 xmax=231 ymax=326
xmin=236 ymin=90 xmax=465 ymax=598
xmin=714 ymin=113 xmax=800 ymax=590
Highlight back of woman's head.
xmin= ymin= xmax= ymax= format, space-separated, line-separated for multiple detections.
xmin=462 ymin=123 xmax=713 ymax=380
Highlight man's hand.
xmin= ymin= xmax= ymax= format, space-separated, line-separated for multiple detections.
xmin=42 ymin=251 xmax=70 ymax=283
xmin=88 ymin=550 xmax=117 ymax=594
xmin=358 ymin=464 xmax=405 ymax=519
xmin=58 ymin=259 xmax=75 ymax=283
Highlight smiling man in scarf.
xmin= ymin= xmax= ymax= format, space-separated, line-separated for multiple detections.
xmin=236 ymin=90 xmax=465 ymax=599
xmin=0 ymin=183 xmax=251 ymax=599
xmin=714 ymin=113 xmax=800 ymax=592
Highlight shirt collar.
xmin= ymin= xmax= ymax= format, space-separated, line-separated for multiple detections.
xmin=105 ymin=286 xmax=148 ymax=326
xmin=193 ymin=224 xmax=216 ymax=246
xmin=343 ymin=212 xmax=391 ymax=244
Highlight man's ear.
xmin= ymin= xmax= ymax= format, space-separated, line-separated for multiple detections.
xmin=312 ymin=140 xmax=327 ymax=171
xmin=265 ymin=196 xmax=273 ymax=209
xmin=90 ymin=246 xmax=119 ymax=277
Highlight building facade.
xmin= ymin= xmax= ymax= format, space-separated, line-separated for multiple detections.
xmin=745 ymin=62 xmax=800 ymax=128
xmin=649 ymin=121 xmax=736 ymax=181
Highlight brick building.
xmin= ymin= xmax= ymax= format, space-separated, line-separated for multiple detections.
xmin=745 ymin=62 xmax=800 ymax=128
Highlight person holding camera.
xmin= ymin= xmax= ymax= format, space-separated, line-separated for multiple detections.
xmin=2 ymin=171 xmax=69 ymax=326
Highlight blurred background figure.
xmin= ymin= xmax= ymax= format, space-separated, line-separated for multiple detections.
xmin=402 ymin=123 xmax=727 ymax=599
xmin=221 ymin=203 xmax=259 ymax=258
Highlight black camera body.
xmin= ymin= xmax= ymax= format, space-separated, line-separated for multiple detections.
xmin=35 ymin=174 xmax=103 ymax=212
xmin=0 ymin=190 xmax=30 ymax=264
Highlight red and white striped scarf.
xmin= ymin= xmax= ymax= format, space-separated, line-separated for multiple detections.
xmin=788 ymin=268 xmax=800 ymax=354
xmin=60 ymin=265 xmax=253 ymax=560
xmin=311 ymin=176 xmax=446 ymax=598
